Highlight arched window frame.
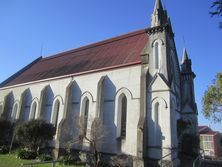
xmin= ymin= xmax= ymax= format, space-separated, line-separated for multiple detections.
xmin=152 ymin=39 xmax=163 ymax=71
xmin=80 ymin=92 xmax=93 ymax=136
xmin=51 ymin=96 xmax=63 ymax=127
xmin=115 ymin=88 xmax=133 ymax=139
xmin=29 ymin=98 xmax=39 ymax=120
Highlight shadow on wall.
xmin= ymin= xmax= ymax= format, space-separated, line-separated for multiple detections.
xmin=101 ymin=76 xmax=117 ymax=153
xmin=41 ymin=85 xmax=54 ymax=123
xmin=0 ymin=104 xmax=3 ymax=117
xmin=149 ymin=116 xmax=163 ymax=160
xmin=20 ymin=89 xmax=32 ymax=122
xmin=147 ymin=73 xmax=163 ymax=160
xmin=2 ymin=92 xmax=14 ymax=121
xmin=59 ymin=76 xmax=118 ymax=154
xmin=59 ymin=81 xmax=82 ymax=149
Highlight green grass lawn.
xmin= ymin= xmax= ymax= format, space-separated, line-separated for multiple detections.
xmin=0 ymin=154 xmax=83 ymax=167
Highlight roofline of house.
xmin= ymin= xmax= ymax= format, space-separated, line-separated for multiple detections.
xmin=0 ymin=61 xmax=141 ymax=90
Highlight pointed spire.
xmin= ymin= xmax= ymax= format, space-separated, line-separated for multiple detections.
xmin=153 ymin=0 xmax=164 ymax=12
xmin=181 ymin=48 xmax=193 ymax=73
xmin=181 ymin=48 xmax=189 ymax=64
xmin=151 ymin=0 xmax=168 ymax=27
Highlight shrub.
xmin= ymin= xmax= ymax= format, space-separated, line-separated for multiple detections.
xmin=0 ymin=145 xmax=9 ymax=154
xmin=38 ymin=153 xmax=53 ymax=161
xmin=16 ymin=119 xmax=55 ymax=154
xmin=17 ymin=149 xmax=37 ymax=160
xmin=62 ymin=154 xmax=78 ymax=165
xmin=110 ymin=154 xmax=133 ymax=167
xmin=60 ymin=153 xmax=84 ymax=165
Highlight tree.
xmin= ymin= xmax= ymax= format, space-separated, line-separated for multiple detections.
xmin=60 ymin=115 xmax=108 ymax=167
xmin=202 ymin=73 xmax=222 ymax=122
xmin=16 ymin=119 xmax=55 ymax=154
xmin=210 ymin=0 xmax=222 ymax=28
xmin=0 ymin=118 xmax=13 ymax=146
xmin=180 ymin=134 xmax=199 ymax=157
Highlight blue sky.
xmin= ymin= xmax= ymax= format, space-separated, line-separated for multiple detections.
xmin=0 ymin=0 xmax=221 ymax=131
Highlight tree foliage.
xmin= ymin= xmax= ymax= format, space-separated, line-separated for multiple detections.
xmin=16 ymin=119 xmax=55 ymax=154
xmin=0 ymin=118 xmax=14 ymax=145
xmin=210 ymin=0 xmax=222 ymax=28
xmin=202 ymin=73 xmax=222 ymax=122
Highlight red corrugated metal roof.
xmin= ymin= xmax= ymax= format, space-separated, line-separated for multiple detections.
xmin=198 ymin=126 xmax=209 ymax=132
xmin=1 ymin=28 xmax=149 ymax=87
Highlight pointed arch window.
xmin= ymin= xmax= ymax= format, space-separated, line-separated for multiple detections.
xmin=83 ymin=98 xmax=89 ymax=135
xmin=121 ymin=95 xmax=127 ymax=138
xmin=80 ymin=96 xmax=90 ymax=137
xmin=115 ymin=88 xmax=132 ymax=140
xmin=154 ymin=41 xmax=161 ymax=70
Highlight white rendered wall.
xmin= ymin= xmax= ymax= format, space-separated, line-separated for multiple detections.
xmin=0 ymin=65 xmax=142 ymax=156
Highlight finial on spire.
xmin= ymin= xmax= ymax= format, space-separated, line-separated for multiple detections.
xmin=181 ymin=48 xmax=189 ymax=64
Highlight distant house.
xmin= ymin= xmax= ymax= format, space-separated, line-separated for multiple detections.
xmin=199 ymin=126 xmax=222 ymax=158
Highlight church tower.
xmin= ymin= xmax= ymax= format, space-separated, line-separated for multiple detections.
xmin=145 ymin=0 xmax=181 ymax=165
xmin=180 ymin=49 xmax=198 ymax=134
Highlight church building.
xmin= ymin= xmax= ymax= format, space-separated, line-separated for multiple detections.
xmin=0 ymin=0 xmax=198 ymax=166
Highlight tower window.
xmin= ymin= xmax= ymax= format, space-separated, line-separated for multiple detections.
xmin=154 ymin=41 xmax=161 ymax=70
